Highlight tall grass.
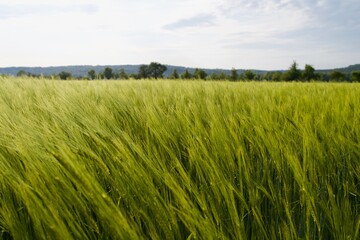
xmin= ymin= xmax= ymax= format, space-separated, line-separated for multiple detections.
xmin=0 ymin=77 xmax=359 ymax=239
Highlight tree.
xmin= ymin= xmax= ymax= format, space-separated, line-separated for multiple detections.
xmin=88 ymin=69 xmax=96 ymax=80
xmin=194 ymin=68 xmax=207 ymax=80
xmin=17 ymin=70 xmax=29 ymax=77
xmin=244 ymin=70 xmax=255 ymax=80
xmin=302 ymin=64 xmax=316 ymax=81
xmin=138 ymin=65 xmax=149 ymax=79
xmin=317 ymin=73 xmax=329 ymax=82
xmin=130 ymin=73 xmax=140 ymax=80
xmin=58 ymin=71 xmax=72 ymax=80
xmin=330 ymin=71 xmax=345 ymax=81
xmin=351 ymin=71 xmax=360 ymax=82
xmin=169 ymin=69 xmax=179 ymax=79
xmin=181 ymin=70 xmax=192 ymax=79
xmin=272 ymin=72 xmax=282 ymax=82
xmin=147 ymin=62 xmax=167 ymax=79
xmin=209 ymin=72 xmax=227 ymax=80
xmin=219 ymin=72 xmax=228 ymax=80
xmin=103 ymin=67 xmax=114 ymax=80
xmin=230 ymin=68 xmax=238 ymax=81
xmin=282 ymin=61 xmax=301 ymax=81
xmin=262 ymin=72 xmax=272 ymax=81
xmin=118 ymin=68 xmax=129 ymax=79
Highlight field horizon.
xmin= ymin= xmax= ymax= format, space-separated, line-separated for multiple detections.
xmin=1 ymin=63 xmax=360 ymax=78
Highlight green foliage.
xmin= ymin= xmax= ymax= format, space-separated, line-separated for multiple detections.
xmin=169 ymin=69 xmax=179 ymax=79
xmin=330 ymin=71 xmax=346 ymax=81
xmin=180 ymin=69 xmax=192 ymax=79
xmin=103 ymin=67 xmax=114 ymax=80
xmin=351 ymin=71 xmax=360 ymax=82
xmin=1 ymin=64 xmax=360 ymax=79
xmin=138 ymin=65 xmax=149 ymax=79
xmin=118 ymin=68 xmax=129 ymax=80
xmin=194 ymin=68 xmax=207 ymax=80
xmin=261 ymin=72 xmax=271 ymax=81
xmin=88 ymin=69 xmax=96 ymax=80
xmin=138 ymin=63 xmax=167 ymax=79
xmin=16 ymin=70 xmax=29 ymax=77
xmin=209 ymin=72 xmax=228 ymax=81
xmin=219 ymin=72 xmax=228 ymax=80
xmin=318 ymin=73 xmax=330 ymax=82
xmin=282 ymin=61 xmax=301 ymax=81
xmin=230 ymin=68 xmax=238 ymax=81
xmin=148 ymin=62 xmax=167 ymax=79
xmin=58 ymin=71 xmax=72 ymax=80
xmin=244 ymin=70 xmax=255 ymax=80
xmin=4 ymin=62 xmax=357 ymax=83
xmin=270 ymin=72 xmax=282 ymax=81
xmin=302 ymin=64 xmax=317 ymax=81
xmin=0 ymin=78 xmax=359 ymax=240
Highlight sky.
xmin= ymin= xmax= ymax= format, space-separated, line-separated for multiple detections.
xmin=0 ymin=0 xmax=359 ymax=70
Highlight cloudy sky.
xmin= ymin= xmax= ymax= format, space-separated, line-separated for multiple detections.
xmin=0 ymin=0 xmax=359 ymax=70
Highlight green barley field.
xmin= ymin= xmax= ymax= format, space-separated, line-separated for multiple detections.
xmin=0 ymin=77 xmax=359 ymax=239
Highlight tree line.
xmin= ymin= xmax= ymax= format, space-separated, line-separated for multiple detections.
xmin=10 ymin=61 xmax=360 ymax=82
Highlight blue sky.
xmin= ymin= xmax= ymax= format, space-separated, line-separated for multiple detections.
xmin=0 ymin=0 xmax=359 ymax=70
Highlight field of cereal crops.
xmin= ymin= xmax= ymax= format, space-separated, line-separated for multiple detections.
xmin=0 ymin=77 xmax=359 ymax=239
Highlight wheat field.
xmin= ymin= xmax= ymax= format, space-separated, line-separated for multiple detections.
xmin=0 ymin=77 xmax=359 ymax=239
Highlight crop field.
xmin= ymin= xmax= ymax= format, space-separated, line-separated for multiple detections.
xmin=0 ymin=77 xmax=359 ymax=239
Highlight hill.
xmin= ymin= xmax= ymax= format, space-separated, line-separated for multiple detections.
xmin=0 ymin=64 xmax=359 ymax=77
xmin=317 ymin=64 xmax=360 ymax=74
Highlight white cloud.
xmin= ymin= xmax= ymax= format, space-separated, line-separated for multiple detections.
xmin=0 ymin=0 xmax=359 ymax=69
xmin=163 ymin=14 xmax=216 ymax=30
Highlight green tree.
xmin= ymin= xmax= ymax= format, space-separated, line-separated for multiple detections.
xmin=194 ymin=68 xmax=207 ymax=80
xmin=130 ymin=73 xmax=140 ymax=80
xmin=261 ymin=72 xmax=270 ymax=81
xmin=181 ymin=70 xmax=192 ymax=79
xmin=219 ymin=72 xmax=228 ymax=80
xmin=88 ymin=70 xmax=96 ymax=80
xmin=302 ymin=64 xmax=316 ymax=81
xmin=270 ymin=72 xmax=282 ymax=82
xmin=58 ymin=71 xmax=72 ymax=80
xmin=209 ymin=72 xmax=227 ymax=80
xmin=118 ymin=69 xmax=129 ymax=80
xmin=351 ymin=71 xmax=360 ymax=82
xmin=244 ymin=70 xmax=255 ymax=80
xmin=209 ymin=73 xmax=220 ymax=80
xmin=282 ymin=61 xmax=301 ymax=81
xmin=17 ymin=70 xmax=29 ymax=77
xmin=230 ymin=68 xmax=238 ymax=81
xmin=330 ymin=71 xmax=345 ymax=81
xmin=169 ymin=69 xmax=179 ymax=79
xmin=318 ymin=73 xmax=329 ymax=82
xmin=209 ymin=73 xmax=218 ymax=80
xmin=103 ymin=67 xmax=114 ymax=80
xmin=148 ymin=62 xmax=167 ymax=79
xmin=138 ymin=65 xmax=149 ymax=79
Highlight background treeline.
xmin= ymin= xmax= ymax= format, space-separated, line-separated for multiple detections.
xmin=1 ymin=62 xmax=360 ymax=82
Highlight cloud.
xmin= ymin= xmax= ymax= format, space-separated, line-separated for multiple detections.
xmin=224 ymin=41 xmax=285 ymax=50
xmin=163 ymin=14 xmax=216 ymax=30
xmin=213 ymin=0 xmax=360 ymax=68
xmin=211 ymin=1 xmax=315 ymax=49
xmin=0 ymin=3 xmax=98 ymax=19
xmin=0 ymin=0 xmax=359 ymax=69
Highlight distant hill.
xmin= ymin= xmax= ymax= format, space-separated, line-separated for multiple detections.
xmin=0 ymin=65 xmax=140 ymax=77
xmin=0 ymin=65 xmax=266 ymax=77
xmin=316 ymin=64 xmax=360 ymax=74
xmin=0 ymin=64 xmax=359 ymax=77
